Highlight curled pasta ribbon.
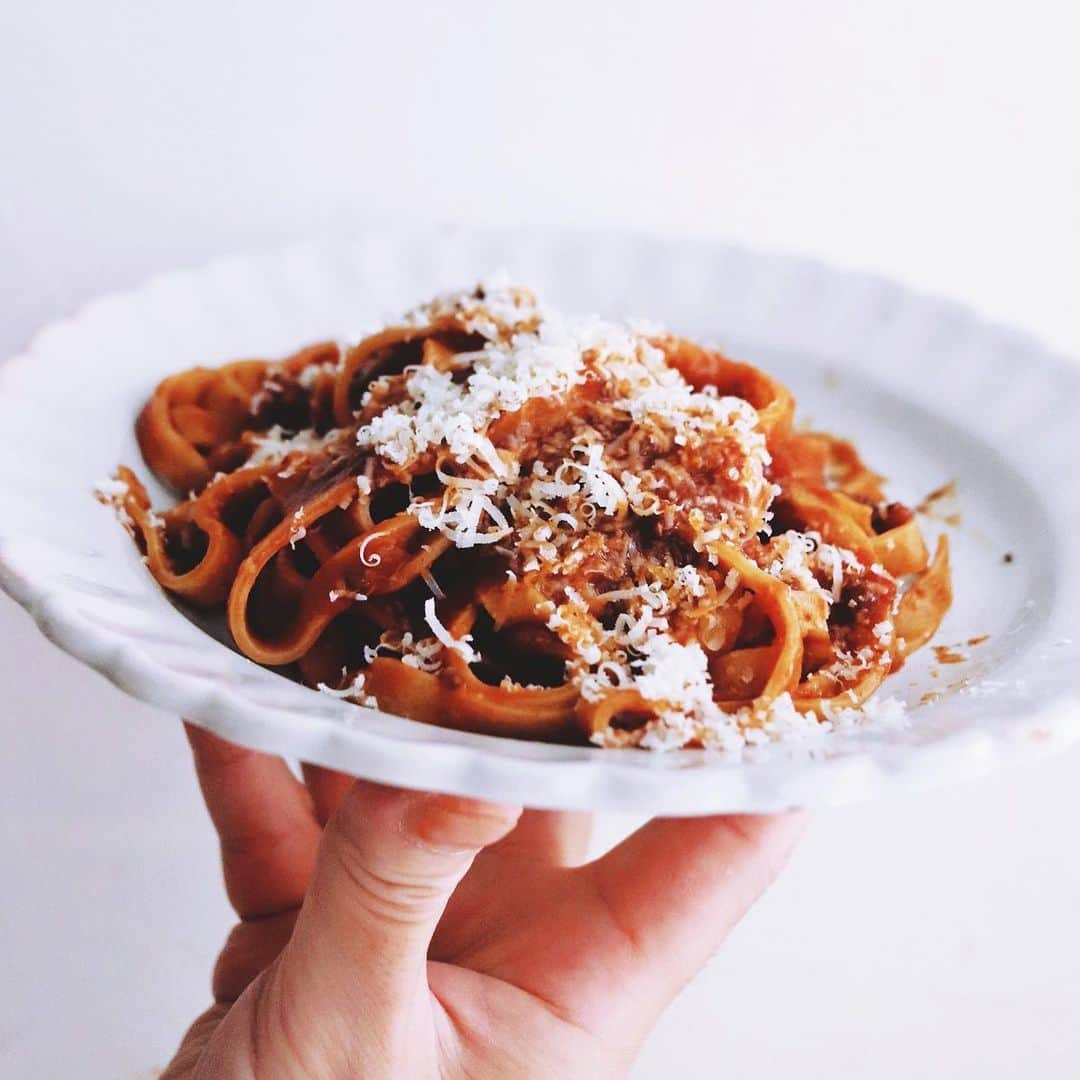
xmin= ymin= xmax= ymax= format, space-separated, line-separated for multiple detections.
xmin=657 ymin=336 xmax=795 ymax=442
xmin=365 ymin=601 xmax=580 ymax=740
xmin=364 ymin=658 xmax=580 ymax=739
xmin=706 ymin=544 xmax=804 ymax=706
xmin=892 ymin=536 xmax=951 ymax=665
xmin=576 ymin=689 xmax=656 ymax=742
xmin=574 ymin=547 xmax=805 ymax=741
xmin=136 ymin=342 xmax=341 ymax=494
xmin=795 ymin=666 xmax=890 ymax=715
xmin=110 ymin=465 xmax=275 ymax=606
xmin=228 ymin=485 xmax=451 ymax=667
xmin=332 ymin=318 xmax=482 ymax=427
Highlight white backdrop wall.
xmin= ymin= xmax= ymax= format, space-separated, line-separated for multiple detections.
xmin=2 ymin=3 xmax=1079 ymax=1077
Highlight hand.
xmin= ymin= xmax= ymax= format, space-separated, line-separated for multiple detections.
xmin=163 ymin=724 xmax=803 ymax=1079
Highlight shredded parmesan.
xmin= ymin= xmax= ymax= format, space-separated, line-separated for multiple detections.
xmin=131 ymin=278 xmax=914 ymax=754
xmin=316 ymin=670 xmax=374 ymax=705
xmin=424 ymin=597 xmax=478 ymax=663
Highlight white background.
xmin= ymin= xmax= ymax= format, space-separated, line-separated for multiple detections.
xmin=2 ymin=2 xmax=1079 ymax=1077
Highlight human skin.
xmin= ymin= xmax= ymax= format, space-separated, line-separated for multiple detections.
xmin=163 ymin=724 xmax=804 ymax=1079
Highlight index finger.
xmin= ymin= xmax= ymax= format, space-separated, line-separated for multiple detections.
xmin=585 ymin=813 xmax=805 ymax=1030
xmin=185 ymin=723 xmax=322 ymax=918
xmin=479 ymin=811 xmax=804 ymax=1041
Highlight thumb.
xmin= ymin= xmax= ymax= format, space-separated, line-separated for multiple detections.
xmin=281 ymin=781 xmax=521 ymax=1014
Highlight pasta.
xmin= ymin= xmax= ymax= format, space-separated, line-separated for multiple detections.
xmin=101 ymin=280 xmax=951 ymax=751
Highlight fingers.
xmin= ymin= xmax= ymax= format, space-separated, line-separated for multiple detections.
xmin=431 ymin=809 xmax=592 ymax=961
xmin=582 ymin=812 xmax=806 ymax=1030
xmin=159 ymin=1003 xmax=231 ymax=1080
xmin=301 ymin=762 xmax=355 ymax=825
xmin=484 ymin=809 xmax=593 ymax=868
xmin=280 ymin=782 xmax=520 ymax=1017
xmin=211 ymin=909 xmax=299 ymax=1003
xmin=185 ymin=723 xmax=322 ymax=918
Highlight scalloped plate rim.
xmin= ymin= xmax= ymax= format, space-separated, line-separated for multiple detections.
xmin=2 ymin=225 xmax=1079 ymax=813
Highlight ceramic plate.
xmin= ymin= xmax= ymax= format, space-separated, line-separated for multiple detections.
xmin=2 ymin=226 xmax=1078 ymax=812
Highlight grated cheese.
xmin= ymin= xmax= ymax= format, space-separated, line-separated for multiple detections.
xmin=316 ymin=669 xmax=375 ymax=706
xmin=240 ymin=280 xmax=907 ymax=752
xmin=246 ymin=425 xmax=338 ymax=469
xmin=424 ymin=597 xmax=478 ymax=663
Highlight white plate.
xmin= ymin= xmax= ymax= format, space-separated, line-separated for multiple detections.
xmin=2 ymin=226 xmax=1078 ymax=813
